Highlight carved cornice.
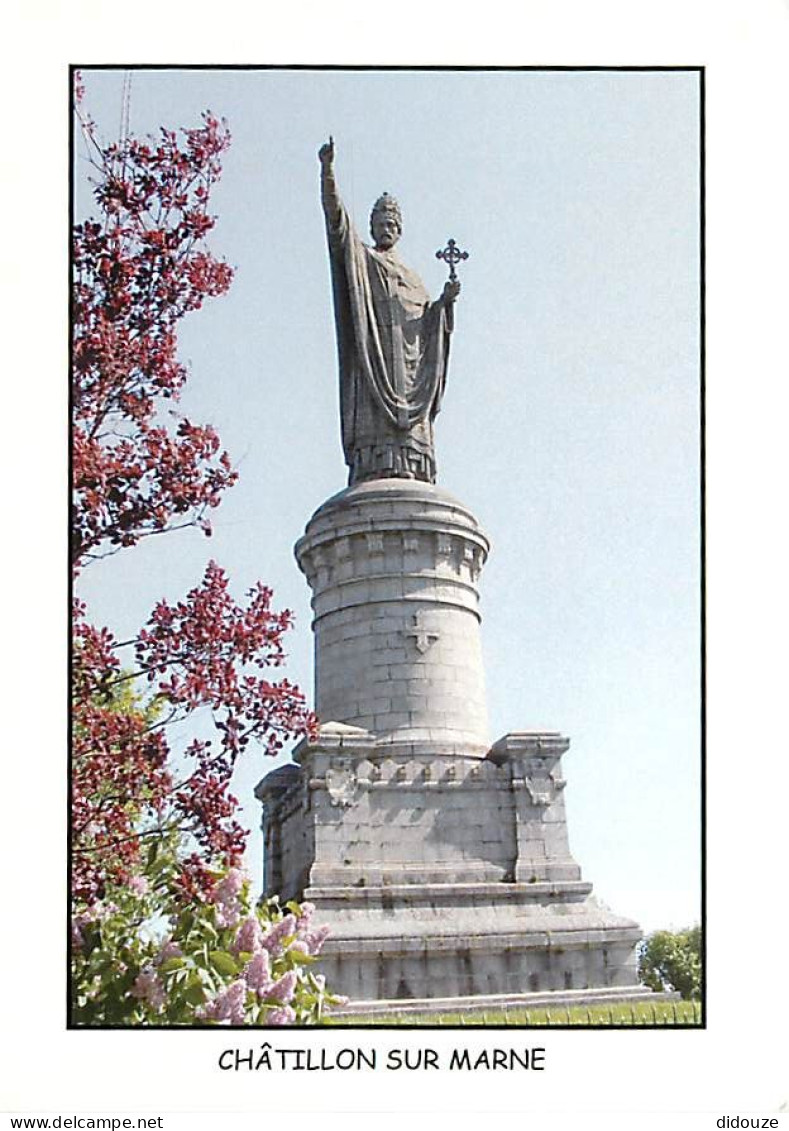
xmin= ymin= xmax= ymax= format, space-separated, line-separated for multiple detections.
xmin=296 ymin=525 xmax=487 ymax=591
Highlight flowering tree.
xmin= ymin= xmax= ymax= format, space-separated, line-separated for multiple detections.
xmin=71 ymin=75 xmax=331 ymax=1024
xmin=72 ymin=82 xmax=236 ymax=569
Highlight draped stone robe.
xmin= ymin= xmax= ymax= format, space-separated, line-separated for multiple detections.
xmin=321 ymin=171 xmax=453 ymax=485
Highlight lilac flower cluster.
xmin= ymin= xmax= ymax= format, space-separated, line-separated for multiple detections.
xmin=295 ymin=901 xmax=330 ymax=957
xmin=132 ymin=966 xmax=166 ymax=1010
xmin=156 ymin=939 xmax=183 ymax=965
xmin=71 ymin=916 xmax=89 ymax=951
xmin=213 ymin=867 xmax=245 ymax=928
xmin=128 ymin=875 xmax=149 ymax=896
xmin=202 ymin=980 xmax=247 ymax=1023
xmin=73 ymin=867 xmax=338 ymax=1026
xmin=196 ymin=887 xmax=332 ymax=1024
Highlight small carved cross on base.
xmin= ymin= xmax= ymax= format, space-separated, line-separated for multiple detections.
xmin=404 ymin=611 xmax=440 ymax=655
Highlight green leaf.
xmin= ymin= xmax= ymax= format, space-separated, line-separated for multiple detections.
xmin=292 ymin=950 xmax=316 ymax=965
xmin=177 ymin=913 xmax=195 ymax=941
xmin=190 ymin=915 xmax=219 ymax=945
xmin=159 ymin=956 xmax=187 ymax=974
xmin=183 ymin=978 xmax=208 ymax=1007
xmin=209 ymin=950 xmax=240 ymax=977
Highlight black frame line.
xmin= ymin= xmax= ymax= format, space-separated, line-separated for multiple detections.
xmin=68 ymin=62 xmax=706 ymax=1033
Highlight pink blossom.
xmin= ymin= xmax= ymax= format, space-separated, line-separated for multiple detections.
xmin=215 ymin=902 xmax=240 ymax=929
xmin=212 ymin=868 xmax=246 ymax=928
xmin=214 ymin=867 xmax=245 ymax=901
xmin=132 ymin=966 xmax=166 ymax=1010
xmin=200 ymin=980 xmax=247 ymax=1024
xmin=296 ymin=901 xmax=315 ymax=930
xmin=265 ymin=968 xmax=297 ymax=1005
xmin=128 ymin=874 xmax=149 ymax=895
xmin=155 ymin=939 xmax=183 ymax=965
xmin=260 ymin=914 xmax=296 ymax=956
xmin=207 ymin=979 xmax=247 ymax=1024
xmin=303 ymin=925 xmax=330 ymax=956
xmin=288 ymin=940 xmax=309 ymax=955
xmin=232 ymin=916 xmax=263 ymax=956
xmin=266 ymin=1005 xmax=296 ymax=1026
xmin=244 ymin=949 xmax=271 ymax=994
xmin=70 ymin=917 xmax=85 ymax=951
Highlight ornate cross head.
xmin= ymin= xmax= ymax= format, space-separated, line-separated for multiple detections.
xmin=435 ymin=237 xmax=469 ymax=282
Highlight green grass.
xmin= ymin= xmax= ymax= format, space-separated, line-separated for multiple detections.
xmin=328 ymin=999 xmax=702 ymax=1027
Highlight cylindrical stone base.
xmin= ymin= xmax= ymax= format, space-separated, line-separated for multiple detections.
xmin=295 ymin=479 xmax=491 ymax=753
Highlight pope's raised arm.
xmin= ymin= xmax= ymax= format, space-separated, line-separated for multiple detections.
xmin=319 ymin=136 xmax=342 ymax=230
xmin=441 ymin=279 xmax=461 ymax=306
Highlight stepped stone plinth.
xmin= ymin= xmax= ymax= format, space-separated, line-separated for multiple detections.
xmin=256 ymin=480 xmax=643 ymax=1003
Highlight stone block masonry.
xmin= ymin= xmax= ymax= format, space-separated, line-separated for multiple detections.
xmin=295 ymin=479 xmax=490 ymax=753
xmin=256 ymin=479 xmax=644 ymax=1004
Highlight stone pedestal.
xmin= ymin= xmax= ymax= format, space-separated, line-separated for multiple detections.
xmin=256 ymin=480 xmax=643 ymax=1003
xmin=294 ymin=479 xmax=490 ymax=753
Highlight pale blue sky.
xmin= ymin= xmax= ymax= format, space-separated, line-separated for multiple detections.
xmin=76 ymin=67 xmax=701 ymax=934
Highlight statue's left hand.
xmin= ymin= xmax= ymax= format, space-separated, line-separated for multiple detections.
xmin=442 ymin=279 xmax=461 ymax=304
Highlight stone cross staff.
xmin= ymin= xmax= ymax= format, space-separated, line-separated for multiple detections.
xmin=435 ymin=237 xmax=469 ymax=283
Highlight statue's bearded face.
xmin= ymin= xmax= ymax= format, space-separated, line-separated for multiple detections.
xmin=371 ymin=206 xmax=402 ymax=250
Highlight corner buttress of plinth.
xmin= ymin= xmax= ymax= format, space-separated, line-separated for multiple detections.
xmin=486 ymin=730 xmax=582 ymax=884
